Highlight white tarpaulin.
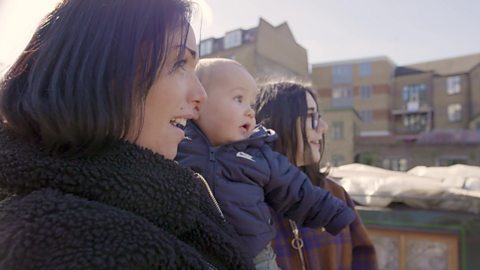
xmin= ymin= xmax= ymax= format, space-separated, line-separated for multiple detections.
xmin=329 ymin=163 xmax=480 ymax=214
xmin=408 ymin=164 xmax=480 ymax=190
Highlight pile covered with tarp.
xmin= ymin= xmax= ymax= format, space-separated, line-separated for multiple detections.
xmin=329 ymin=164 xmax=480 ymax=214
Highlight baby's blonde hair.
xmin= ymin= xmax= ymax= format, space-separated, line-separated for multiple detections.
xmin=195 ymin=58 xmax=245 ymax=92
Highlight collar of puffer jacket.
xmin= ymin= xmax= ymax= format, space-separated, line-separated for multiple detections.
xmin=184 ymin=121 xmax=278 ymax=152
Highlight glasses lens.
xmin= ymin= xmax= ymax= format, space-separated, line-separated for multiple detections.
xmin=308 ymin=112 xmax=320 ymax=129
xmin=311 ymin=112 xmax=319 ymax=129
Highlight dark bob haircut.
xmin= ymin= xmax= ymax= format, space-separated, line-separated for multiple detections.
xmin=0 ymin=0 xmax=192 ymax=155
xmin=255 ymin=81 xmax=327 ymax=182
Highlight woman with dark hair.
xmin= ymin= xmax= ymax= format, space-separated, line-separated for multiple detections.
xmin=0 ymin=0 xmax=253 ymax=269
xmin=256 ymin=81 xmax=378 ymax=270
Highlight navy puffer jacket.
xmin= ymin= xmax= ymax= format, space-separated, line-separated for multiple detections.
xmin=176 ymin=122 xmax=355 ymax=257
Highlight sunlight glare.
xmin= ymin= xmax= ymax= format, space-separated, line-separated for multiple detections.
xmin=0 ymin=0 xmax=61 ymax=74
xmin=190 ymin=0 xmax=214 ymax=43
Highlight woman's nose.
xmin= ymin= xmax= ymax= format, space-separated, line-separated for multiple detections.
xmin=191 ymin=75 xmax=207 ymax=103
xmin=317 ymin=118 xmax=328 ymax=133
xmin=189 ymin=75 xmax=207 ymax=119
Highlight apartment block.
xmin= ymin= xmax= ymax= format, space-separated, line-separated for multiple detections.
xmin=311 ymin=57 xmax=396 ymax=167
xmin=313 ymin=53 xmax=480 ymax=169
xmin=470 ymin=63 xmax=480 ymax=129
xmin=322 ymin=108 xmax=360 ymax=166
xmin=198 ymin=18 xmax=308 ymax=81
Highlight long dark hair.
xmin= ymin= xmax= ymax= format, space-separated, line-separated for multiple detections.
xmin=255 ymin=81 xmax=327 ymax=185
xmin=0 ymin=0 xmax=192 ymax=156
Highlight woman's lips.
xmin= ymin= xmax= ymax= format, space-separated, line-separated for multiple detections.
xmin=310 ymin=140 xmax=321 ymax=147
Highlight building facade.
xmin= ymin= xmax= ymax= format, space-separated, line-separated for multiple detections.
xmin=198 ymin=18 xmax=308 ymax=81
xmin=311 ymin=57 xmax=397 ymax=167
xmin=312 ymin=53 xmax=480 ymax=170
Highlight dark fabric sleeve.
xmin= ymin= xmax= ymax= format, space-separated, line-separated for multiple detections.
xmin=343 ymin=192 xmax=379 ymax=270
xmin=263 ymin=148 xmax=355 ymax=235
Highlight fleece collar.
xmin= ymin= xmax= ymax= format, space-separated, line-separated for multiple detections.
xmin=0 ymin=127 xmax=201 ymax=234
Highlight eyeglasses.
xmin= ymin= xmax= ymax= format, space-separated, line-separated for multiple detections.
xmin=305 ymin=111 xmax=321 ymax=130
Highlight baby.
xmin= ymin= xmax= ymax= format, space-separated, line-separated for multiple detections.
xmin=176 ymin=58 xmax=355 ymax=269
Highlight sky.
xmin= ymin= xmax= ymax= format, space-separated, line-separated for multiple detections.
xmin=1 ymin=0 xmax=479 ymax=73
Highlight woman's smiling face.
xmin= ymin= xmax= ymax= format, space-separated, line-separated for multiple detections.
xmin=130 ymin=26 xmax=206 ymax=159
xmin=295 ymin=92 xmax=328 ymax=166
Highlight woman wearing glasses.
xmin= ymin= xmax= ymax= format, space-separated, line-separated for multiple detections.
xmin=256 ymin=81 xmax=378 ymax=270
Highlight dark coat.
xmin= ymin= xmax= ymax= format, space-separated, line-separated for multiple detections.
xmin=176 ymin=122 xmax=355 ymax=257
xmin=0 ymin=127 xmax=254 ymax=270
xmin=272 ymin=176 xmax=378 ymax=270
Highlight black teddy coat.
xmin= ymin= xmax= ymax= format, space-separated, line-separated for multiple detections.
xmin=0 ymin=128 xmax=253 ymax=270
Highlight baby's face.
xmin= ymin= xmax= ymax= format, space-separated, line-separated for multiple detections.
xmin=196 ymin=64 xmax=258 ymax=146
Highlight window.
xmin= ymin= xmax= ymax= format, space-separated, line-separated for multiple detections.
xmin=243 ymin=31 xmax=255 ymax=42
xmin=402 ymin=84 xmax=427 ymax=111
xmin=403 ymin=114 xmax=427 ymax=132
xmin=382 ymin=159 xmax=389 ymax=169
xmin=396 ymin=158 xmax=407 ymax=172
xmin=224 ymin=30 xmax=242 ymax=49
xmin=332 ymin=155 xmax=345 ymax=167
xmin=331 ymin=122 xmax=344 ymax=139
xmin=437 ymin=156 xmax=467 ymax=166
xmin=446 ymin=76 xmax=461 ymax=95
xmin=332 ymin=87 xmax=352 ymax=98
xmin=359 ymin=110 xmax=373 ymax=123
xmin=447 ymin=104 xmax=462 ymax=122
xmin=332 ymin=64 xmax=352 ymax=84
xmin=199 ymin=39 xmax=213 ymax=56
xmin=368 ymin=228 xmax=459 ymax=270
xmin=359 ymin=62 xmax=371 ymax=77
xmin=332 ymin=87 xmax=353 ymax=108
xmin=355 ymin=152 xmax=376 ymax=165
xmin=360 ymin=85 xmax=372 ymax=99
xmin=383 ymin=158 xmax=408 ymax=171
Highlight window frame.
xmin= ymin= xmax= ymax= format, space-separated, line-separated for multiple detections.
xmin=447 ymin=103 xmax=462 ymax=122
xmin=331 ymin=121 xmax=344 ymax=139
xmin=359 ymin=62 xmax=372 ymax=77
xmin=223 ymin=30 xmax=242 ymax=49
xmin=446 ymin=75 xmax=461 ymax=95
xmin=199 ymin=39 xmax=213 ymax=56
xmin=360 ymin=85 xmax=373 ymax=99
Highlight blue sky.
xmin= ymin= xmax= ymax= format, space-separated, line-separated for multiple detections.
xmin=1 ymin=0 xmax=479 ymax=71
xmin=195 ymin=0 xmax=480 ymax=65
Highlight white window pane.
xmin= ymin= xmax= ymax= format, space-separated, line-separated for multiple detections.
xmin=446 ymin=76 xmax=461 ymax=95
xmin=224 ymin=30 xmax=242 ymax=49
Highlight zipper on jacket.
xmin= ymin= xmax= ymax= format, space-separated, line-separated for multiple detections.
xmin=194 ymin=173 xmax=225 ymax=220
xmin=207 ymin=146 xmax=218 ymax=195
